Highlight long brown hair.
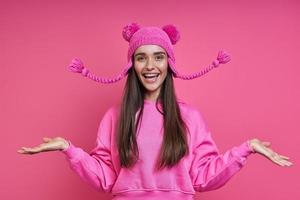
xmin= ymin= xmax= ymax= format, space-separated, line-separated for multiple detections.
xmin=116 ymin=62 xmax=189 ymax=170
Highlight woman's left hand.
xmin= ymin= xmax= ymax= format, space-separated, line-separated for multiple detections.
xmin=249 ymin=138 xmax=293 ymax=167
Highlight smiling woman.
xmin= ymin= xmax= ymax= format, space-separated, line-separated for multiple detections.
xmin=18 ymin=22 xmax=293 ymax=200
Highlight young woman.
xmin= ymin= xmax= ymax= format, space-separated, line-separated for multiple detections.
xmin=18 ymin=23 xmax=293 ymax=200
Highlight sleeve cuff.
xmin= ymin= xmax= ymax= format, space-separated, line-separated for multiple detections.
xmin=61 ymin=140 xmax=71 ymax=152
xmin=60 ymin=140 xmax=83 ymax=162
xmin=236 ymin=140 xmax=256 ymax=158
xmin=246 ymin=140 xmax=256 ymax=153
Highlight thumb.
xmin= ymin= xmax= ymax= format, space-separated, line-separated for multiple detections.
xmin=43 ymin=137 xmax=52 ymax=143
xmin=262 ymin=141 xmax=271 ymax=147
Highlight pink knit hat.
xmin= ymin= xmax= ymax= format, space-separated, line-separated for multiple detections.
xmin=68 ymin=22 xmax=231 ymax=84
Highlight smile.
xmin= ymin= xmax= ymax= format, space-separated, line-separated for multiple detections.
xmin=143 ymin=73 xmax=159 ymax=78
xmin=142 ymin=73 xmax=160 ymax=83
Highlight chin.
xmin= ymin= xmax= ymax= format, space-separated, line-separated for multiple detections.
xmin=143 ymin=84 xmax=161 ymax=92
xmin=144 ymin=86 xmax=159 ymax=92
xmin=138 ymin=75 xmax=165 ymax=94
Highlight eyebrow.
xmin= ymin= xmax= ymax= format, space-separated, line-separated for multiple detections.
xmin=134 ymin=51 xmax=166 ymax=57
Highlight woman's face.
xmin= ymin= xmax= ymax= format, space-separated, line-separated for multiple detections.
xmin=133 ymin=44 xmax=168 ymax=101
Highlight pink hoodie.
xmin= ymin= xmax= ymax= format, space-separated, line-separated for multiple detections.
xmin=61 ymin=99 xmax=255 ymax=199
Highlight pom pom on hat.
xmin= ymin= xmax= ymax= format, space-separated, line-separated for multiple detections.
xmin=162 ymin=24 xmax=180 ymax=45
xmin=122 ymin=22 xmax=140 ymax=42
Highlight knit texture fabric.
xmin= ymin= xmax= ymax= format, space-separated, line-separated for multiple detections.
xmin=68 ymin=22 xmax=231 ymax=84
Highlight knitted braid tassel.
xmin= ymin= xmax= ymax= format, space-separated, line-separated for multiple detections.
xmin=169 ymin=50 xmax=231 ymax=80
xmin=68 ymin=58 xmax=131 ymax=84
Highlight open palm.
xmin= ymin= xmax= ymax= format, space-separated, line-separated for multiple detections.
xmin=17 ymin=137 xmax=69 ymax=155
xmin=249 ymin=138 xmax=293 ymax=167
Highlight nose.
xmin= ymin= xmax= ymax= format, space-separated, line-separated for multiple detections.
xmin=145 ymin=57 xmax=155 ymax=70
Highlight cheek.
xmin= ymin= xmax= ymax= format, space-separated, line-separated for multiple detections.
xmin=159 ymin=68 xmax=168 ymax=81
xmin=134 ymin=64 xmax=143 ymax=74
xmin=161 ymin=71 xmax=168 ymax=81
xmin=161 ymin=63 xmax=168 ymax=75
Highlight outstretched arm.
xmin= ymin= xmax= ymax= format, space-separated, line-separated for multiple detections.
xmin=18 ymin=108 xmax=118 ymax=193
xmin=18 ymin=137 xmax=116 ymax=192
xmin=188 ymin=110 xmax=293 ymax=192
xmin=189 ymin=130 xmax=255 ymax=192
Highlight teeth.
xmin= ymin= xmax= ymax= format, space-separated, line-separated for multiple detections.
xmin=143 ymin=74 xmax=159 ymax=78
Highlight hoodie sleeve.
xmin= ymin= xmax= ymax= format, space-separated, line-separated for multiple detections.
xmin=61 ymin=108 xmax=117 ymax=193
xmin=189 ymin=110 xmax=256 ymax=192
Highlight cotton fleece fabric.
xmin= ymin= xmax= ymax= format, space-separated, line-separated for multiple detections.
xmin=61 ymin=99 xmax=255 ymax=200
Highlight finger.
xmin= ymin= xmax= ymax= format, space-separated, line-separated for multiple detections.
xmin=270 ymin=155 xmax=285 ymax=167
xmin=281 ymin=159 xmax=293 ymax=166
xmin=20 ymin=147 xmax=33 ymax=153
xmin=269 ymin=150 xmax=290 ymax=160
xmin=18 ymin=149 xmax=33 ymax=154
xmin=272 ymin=153 xmax=293 ymax=167
xmin=22 ymin=146 xmax=42 ymax=154
xmin=271 ymin=157 xmax=284 ymax=166
xmin=17 ymin=149 xmax=25 ymax=153
xmin=278 ymin=154 xmax=290 ymax=160
xmin=260 ymin=148 xmax=291 ymax=167
xmin=276 ymin=157 xmax=293 ymax=167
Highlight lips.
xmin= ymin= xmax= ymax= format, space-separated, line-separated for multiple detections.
xmin=143 ymin=73 xmax=159 ymax=78
xmin=142 ymin=73 xmax=160 ymax=83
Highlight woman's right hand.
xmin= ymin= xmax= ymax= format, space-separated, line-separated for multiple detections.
xmin=17 ymin=137 xmax=70 ymax=155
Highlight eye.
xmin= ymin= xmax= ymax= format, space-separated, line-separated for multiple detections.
xmin=156 ymin=55 xmax=164 ymax=60
xmin=136 ymin=56 xmax=145 ymax=61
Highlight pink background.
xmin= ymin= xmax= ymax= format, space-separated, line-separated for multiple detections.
xmin=1 ymin=0 xmax=299 ymax=199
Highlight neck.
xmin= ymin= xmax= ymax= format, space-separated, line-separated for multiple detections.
xmin=144 ymin=89 xmax=160 ymax=102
